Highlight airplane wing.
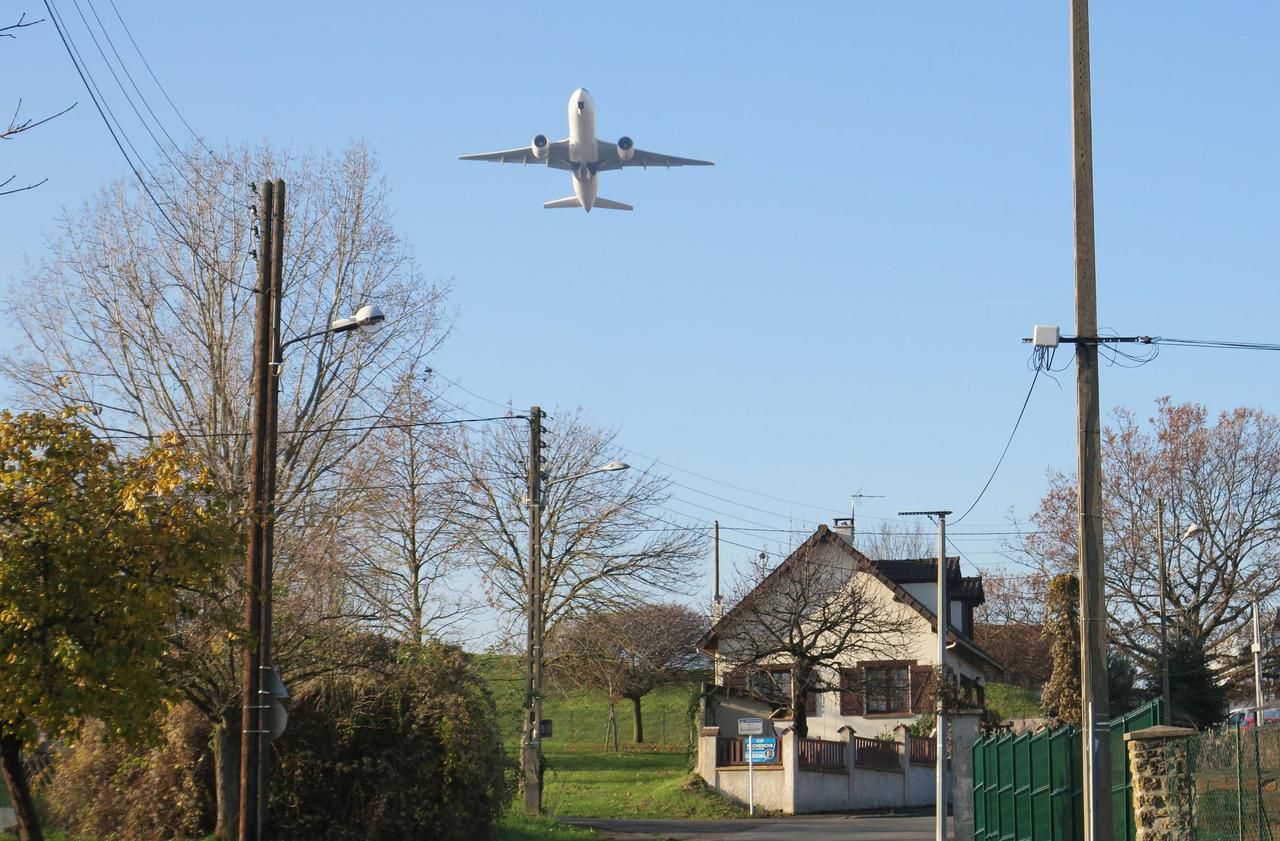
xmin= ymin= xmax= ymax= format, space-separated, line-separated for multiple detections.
xmin=459 ymin=139 xmax=572 ymax=170
xmin=595 ymin=141 xmax=714 ymax=172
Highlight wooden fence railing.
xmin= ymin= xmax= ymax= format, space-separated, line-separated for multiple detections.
xmin=798 ymin=737 xmax=846 ymax=771
xmin=908 ymin=733 xmax=936 ymax=766
xmin=852 ymin=736 xmax=901 ymax=771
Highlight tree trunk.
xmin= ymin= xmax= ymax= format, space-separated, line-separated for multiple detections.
xmin=605 ymin=703 xmax=619 ymax=752
xmin=0 ymin=734 xmax=43 ymax=841
xmin=213 ymin=712 xmax=240 ymax=840
xmin=630 ymin=695 xmax=645 ymax=743
xmin=792 ymin=674 xmax=809 ymax=739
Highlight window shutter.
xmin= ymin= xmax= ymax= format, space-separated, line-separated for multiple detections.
xmin=805 ymin=688 xmax=817 ymax=716
xmin=840 ymin=667 xmax=864 ymax=715
xmin=910 ymin=665 xmax=935 ymax=714
xmin=728 ymin=668 xmax=748 ymax=694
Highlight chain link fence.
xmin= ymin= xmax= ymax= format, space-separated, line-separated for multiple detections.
xmin=1189 ymin=723 xmax=1280 ymax=841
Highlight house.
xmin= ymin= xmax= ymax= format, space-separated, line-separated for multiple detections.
xmin=693 ymin=522 xmax=1001 ymax=817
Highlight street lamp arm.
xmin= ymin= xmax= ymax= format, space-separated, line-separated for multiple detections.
xmin=543 ymin=461 xmax=629 ymax=488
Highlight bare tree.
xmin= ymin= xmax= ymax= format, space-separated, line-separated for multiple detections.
xmin=718 ymin=533 xmax=917 ymax=738
xmin=1025 ymin=399 xmax=1280 ymax=688
xmin=858 ymin=521 xmax=933 ymax=560
xmin=340 ymin=371 xmax=476 ymax=644
xmin=550 ymin=603 xmax=708 ymax=745
xmin=447 ymin=410 xmax=705 ymax=647
xmin=0 ymin=142 xmax=449 ymax=836
xmin=973 ymin=572 xmax=1051 ymax=688
xmin=2 ymin=13 xmax=75 ymax=195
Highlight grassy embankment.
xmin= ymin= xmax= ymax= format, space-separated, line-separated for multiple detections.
xmin=479 ymin=654 xmax=748 ymax=821
xmin=984 ymin=683 xmax=1041 ymax=720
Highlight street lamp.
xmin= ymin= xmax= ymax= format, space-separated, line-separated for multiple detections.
xmin=522 ymin=402 xmax=628 ymax=816
xmin=240 ymin=169 xmax=392 ymax=841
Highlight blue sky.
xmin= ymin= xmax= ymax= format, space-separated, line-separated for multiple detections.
xmin=2 ymin=1 xmax=1277 ymax=596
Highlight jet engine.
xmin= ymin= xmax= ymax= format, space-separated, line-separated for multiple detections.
xmin=530 ymin=134 xmax=550 ymax=160
xmin=616 ymin=136 xmax=635 ymax=162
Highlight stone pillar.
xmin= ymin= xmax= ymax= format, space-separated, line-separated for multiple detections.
xmin=697 ymin=725 xmax=719 ymax=786
xmin=1124 ymin=725 xmax=1196 ymax=841
xmin=950 ymin=710 xmax=983 ymax=841
xmin=774 ymin=720 xmax=797 ymax=814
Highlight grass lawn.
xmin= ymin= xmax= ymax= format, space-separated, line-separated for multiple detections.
xmin=479 ymin=654 xmax=748 ymax=820
xmin=985 ymin=682 xmax=1041 ymax=719
xmin=500 ymin=812 xmax=601 ymax=841
xmin=540 ymin=743 xmax=748 ymax=820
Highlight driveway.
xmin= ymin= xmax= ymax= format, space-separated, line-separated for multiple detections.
xmin=561 ymin=814 xmax=937 ymax=841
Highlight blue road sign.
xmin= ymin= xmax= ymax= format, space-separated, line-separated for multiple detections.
xmin=746 ymin=737 xmax=777 ymax=763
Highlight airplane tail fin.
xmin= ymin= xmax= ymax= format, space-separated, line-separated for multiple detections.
xmin=543 ymin=196 xmax=581 ymax=209
xmin=593 ymin=197 xmax=633 ymax=211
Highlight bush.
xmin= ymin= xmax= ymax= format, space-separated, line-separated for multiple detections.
xmin=38 ymin=703 xmax=212 ymax=841
xmin=270 ymin=641 xmax=510 ymax=841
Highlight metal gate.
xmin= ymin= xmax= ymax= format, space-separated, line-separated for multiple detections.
xmin=973 ymin=699 xmax=1163 ymax=841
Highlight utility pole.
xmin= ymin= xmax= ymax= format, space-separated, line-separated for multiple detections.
xmin=240 ymin=180 xmax=275 ymax=841
xmin=1069 ymin=1 xmax=1112 ymax=837
xmin=1254 ymin=599 xmax=1265 ymax=718
xmin=713 ymin=520 xmax=722 ymax=611
xmin=522 ymin=405 xmax=544 ymax=816
xmin=1157 ymin=498 xmax=1170 ymax=724
xmin=257 ymin=178 xmax=285 ymax=838
xmin=900 ymin=509 xmax=951 ymax=841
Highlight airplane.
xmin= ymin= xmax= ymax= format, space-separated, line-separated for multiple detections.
xmin=459 ymin=88 xmax=714 ymax=212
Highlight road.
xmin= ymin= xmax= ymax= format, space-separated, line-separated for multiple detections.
xmin=562 ymin=814 xmax=937 ymax=840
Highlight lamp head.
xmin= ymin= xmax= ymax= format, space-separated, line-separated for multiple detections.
xmin=354 ymin=304 xmax=386 ymax=334
xmin=600 ymin=461 xmax=629 ymax=473
xmin=1183 ymin=523 xmax=1205 ymax=541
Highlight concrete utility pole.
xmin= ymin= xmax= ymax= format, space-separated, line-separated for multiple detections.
xmin=522 ymin=405 xmax=545 ymax=816
xmin=1068 ymin=1 xmax=1112 ymax=837
xmin=1157 ymin=498 xmax=1170 ymax=724
xmin=239 ymin=180 xmax=275 ymax=841
xmin=1254 ymin=600 xmax=1265 ymax=718
xmin=900 ymin=509 xmax=951 ymax=841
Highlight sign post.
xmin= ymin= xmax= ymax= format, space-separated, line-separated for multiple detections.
xmin=738 ymin=717 xmax=764 ymax=817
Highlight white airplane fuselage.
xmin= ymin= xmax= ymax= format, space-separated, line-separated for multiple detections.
xmin=568 ymin=88 xmax=601 ymax=210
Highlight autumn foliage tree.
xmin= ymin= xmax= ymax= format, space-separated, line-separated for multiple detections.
xmin=0 ymin=412 xmax=235 ymax=841
xmin=1026 ymin=399 xmax=1280 ymax=689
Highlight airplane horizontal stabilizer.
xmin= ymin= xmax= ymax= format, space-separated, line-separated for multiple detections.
xmin=592 ymin=197 xmax=633 ymax=211
xmin=543 ymin=196 xmax=581 ymax=209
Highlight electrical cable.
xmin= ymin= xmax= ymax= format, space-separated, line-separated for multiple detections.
xmin=42 ymin=0 xmax=258 ymax=294
xmin=951 ymin=368 xmax=1040 ymax=526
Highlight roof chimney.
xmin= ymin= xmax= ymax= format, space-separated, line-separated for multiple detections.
xmin=832 ymin=517 xmax=854 ymax=544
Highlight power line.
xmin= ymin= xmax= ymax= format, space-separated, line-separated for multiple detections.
xmin=42 ymin=0 xmax=257 ymax=294
xmin=951 ymin=368 xmax=1040 ymax=525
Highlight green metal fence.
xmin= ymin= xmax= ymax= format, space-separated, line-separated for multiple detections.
xmin=1188 ymin=721 xmax=1279 ymax=841
xmin=973 ymin=699 xmax=1163 ymax=841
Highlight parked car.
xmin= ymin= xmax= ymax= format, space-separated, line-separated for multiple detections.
xmin=1227 ymin=706 xmax=1280 ymax=728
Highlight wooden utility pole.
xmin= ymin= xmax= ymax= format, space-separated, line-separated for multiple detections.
xmin=522 ymin=406 xmax=545 ymax=816
xmin=257 ymin=179 xmax=285 ymax=838
xmin=239 ymin=180 xmax=275 ymax=841
xmin=1069 ymin=1 xmax=1112 ymax=837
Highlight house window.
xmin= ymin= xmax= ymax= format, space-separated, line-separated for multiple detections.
xmin=750 ymin=668 xmax=792 ymax=703
xmin=865 ymin=664 xmax=910 ymax=714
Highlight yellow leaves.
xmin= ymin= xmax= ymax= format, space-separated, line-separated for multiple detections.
xmin=0 ymin=411 xmax=237 ymax=738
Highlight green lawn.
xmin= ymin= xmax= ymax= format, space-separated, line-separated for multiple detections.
xmin=540 ymin=743 xmax=748 ymax=820
xmin=479 ymin=654 xmax=748 ymax=820
xmin=478 ymin=653 xmax=703 ymax=748
xmin=985 ymin=682 xmax=1041 ymax=720
xmin=500 ymin=813 xmax=600 ymax=841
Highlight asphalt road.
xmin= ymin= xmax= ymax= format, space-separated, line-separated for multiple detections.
xmin=562 ymin=814 xmax=938 ymax=841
